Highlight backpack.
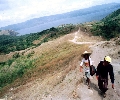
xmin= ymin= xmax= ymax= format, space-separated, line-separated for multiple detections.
xmin=90 ymin=65 xmax=96 ymax=76
xmin=88 ymin=58 xmax=96 ymax=76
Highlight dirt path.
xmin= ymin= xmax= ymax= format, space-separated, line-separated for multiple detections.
xmin=69 ymin=29 xmax=96 ymax=44
xmin=40 ymin=30 xmax=120 ymax=100
xmin=69 ymin=30 xmax=120 ymax=100
xmin=43 ymin=30 xmax=120 ymax=100
xmin=1 ymin=30 xmax=120 ymax=100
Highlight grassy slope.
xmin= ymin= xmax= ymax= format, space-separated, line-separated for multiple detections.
xmin=0 ymin=32 xmax=89 ymax=97
xmin=90 ymin=8 xmax=120 ymax=39
xmin=0 ymin=25 xmax=78 ymax=54
xmin=1 ymin=8 xmax=120 ymax=96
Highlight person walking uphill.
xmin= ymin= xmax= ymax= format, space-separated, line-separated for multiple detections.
xmin=96 ymin=56 xmax=114 ymax=97
xmin=80 ymin=51 xmax=93 ymax=89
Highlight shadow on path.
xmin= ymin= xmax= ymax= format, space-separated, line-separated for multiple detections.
xmin=82 ymin=76 xmax=104 ymax=100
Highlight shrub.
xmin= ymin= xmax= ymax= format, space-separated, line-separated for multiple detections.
xmin=13 ymin=52 xmax=20 ymax=58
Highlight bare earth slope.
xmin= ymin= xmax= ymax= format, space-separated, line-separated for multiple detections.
xmin=1 ymin=30 xmax=120 ymax=100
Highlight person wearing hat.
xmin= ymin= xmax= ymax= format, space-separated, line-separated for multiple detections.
xmin=80 ymin=51 xmax=93 ymax=89
xmin=96 ymin=56 xmax=114 ymax=97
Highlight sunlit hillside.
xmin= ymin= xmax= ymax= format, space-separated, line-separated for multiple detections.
xmin=0 ymin=29 xmax=92 ymax=97
xmin=91 ymin=8 xmax=120 ymax=39
xmin=0 ymin=8 xmax=120 ymax=99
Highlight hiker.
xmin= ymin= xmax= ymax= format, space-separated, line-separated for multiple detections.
xmin=80 ymin=51 xmax=93 ymax=89
xmin=96 ymin=56 xmax=114 ymax=97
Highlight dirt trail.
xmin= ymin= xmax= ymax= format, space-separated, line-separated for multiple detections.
xmin=1 ymin=30 xmax=120 ymax=100
xmin=40 ymin=30 xmax=120 ymax=100
xmin=69 ymin=29 xmax=96 ymax=44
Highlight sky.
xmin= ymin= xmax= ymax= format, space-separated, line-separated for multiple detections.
xmin=0 ymin=0 xmax=120 ymax=27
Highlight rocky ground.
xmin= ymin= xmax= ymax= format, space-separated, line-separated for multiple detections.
xmin=1 ymin=30 xmax=120 ymax=100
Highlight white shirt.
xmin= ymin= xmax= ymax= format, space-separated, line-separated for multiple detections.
xmin=80 ymin=57 xmax=93 ymax=72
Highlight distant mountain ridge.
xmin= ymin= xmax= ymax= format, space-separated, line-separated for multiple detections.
xmin=0 ymin=3 xmax=120 ymax=35
xmin=0 ymin=30 xmax=19 ymax=36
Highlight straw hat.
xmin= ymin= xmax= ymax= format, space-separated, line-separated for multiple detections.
xmin=81 ymin=51 xmax=91 ymax=57
xmin=104 ymin=56 xmax=111 ymax=63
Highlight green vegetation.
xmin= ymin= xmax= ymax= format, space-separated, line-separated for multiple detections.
xmin=0 ymin=54 xmax=34 ymax=89
xmin=91 ymin=9 xmax=120 ymax=40
xmin=0 ymin=24 xmax=81 ymax=96
xmin=0 ymin=8 xmax=120 ymax=96
xmin=0 ymin=24 xmax=78 ymax=54
xmin=0 ymin=42 xmax=88 ymax=96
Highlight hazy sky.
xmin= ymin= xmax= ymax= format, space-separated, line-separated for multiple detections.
xmin=0 ymin=0 xmax=120 ymax=27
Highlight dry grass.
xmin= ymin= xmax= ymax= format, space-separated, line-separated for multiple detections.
xmin=0 ymin=32 xmax=90 ymax=97
xmin=76 ymin=30 xmax=102 ymax=42
xmin=23 ymin=41 xmax=89 ymax=82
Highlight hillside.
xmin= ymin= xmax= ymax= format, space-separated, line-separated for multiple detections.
xmin=0 ymin=25 xmax=78 ymax=54
xmin=1 ymin=6 xmax=120 ymax=54
xmin=0 ymin=3 xmax=120 ymax=35
xmin=0 ymin=6 xmax=120 ymax=100
xmin=90 ymin=8 xmax=120 ymax=39
xmin=0 ymin=29 xmax=120 ymax=100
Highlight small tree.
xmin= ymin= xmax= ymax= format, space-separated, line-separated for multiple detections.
xmin=13 ymin=52 xmax=20 ymax=58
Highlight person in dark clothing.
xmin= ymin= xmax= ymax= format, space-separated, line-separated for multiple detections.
xmin=96 ymin=56 xmax=114 ymax=97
